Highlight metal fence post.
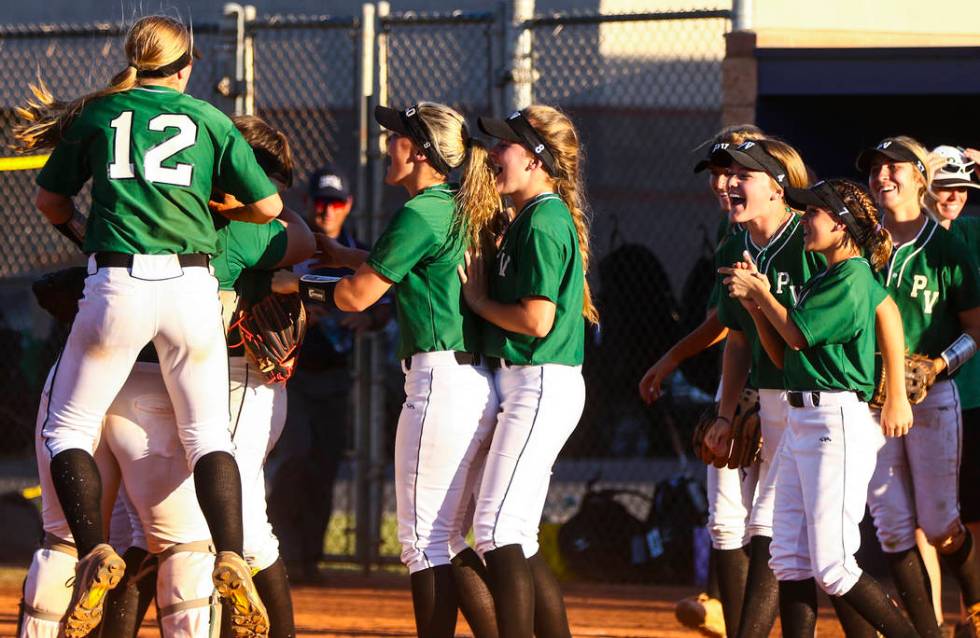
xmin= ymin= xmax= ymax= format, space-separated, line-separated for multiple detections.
xmin=732 ymin=0 xmax=753 ymax=31
xmin=502 ymin=0 xmax=534 ymax=111
xmin=242 ymin=5 xmax=256 ymax=115
xmin=222 ymin=3 xmax=247 ymax=115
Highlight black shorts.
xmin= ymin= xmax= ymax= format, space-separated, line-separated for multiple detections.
xmin=960 ymin=407 xmax=980 ymax=524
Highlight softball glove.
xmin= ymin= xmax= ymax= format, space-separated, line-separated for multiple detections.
xmin=232 ymin=272 xmax=307 ymax=384
xmin=691 ymin=388 xmax=761 ymax=469
xmin=31 ymin=266 xmax=87 ymax=325
xmin=870 ymin=352 xmax=939 ymax=408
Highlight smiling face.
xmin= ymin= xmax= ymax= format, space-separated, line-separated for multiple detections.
xmin=933 ymin=186 xmax=968 ymax=222
xmin=384 ymin=133 xmax=417 ymax=186
xmin=708 ymin=165 xmax=733 ymax=212
xmin=868 ymin=155 xmax=924 ymax=212
xmin=726 ymin=163 xmax=780 ymax=224
xmin=801 ymin=205 xmax=845 ymax=253
xmin=489 ymin=140 xmax=537 ymax=195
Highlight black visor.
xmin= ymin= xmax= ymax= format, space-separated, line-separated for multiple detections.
xmin=710 ymin=140 xmax=788 ymax=188
xmin=785 ymin=180 xmax=870 ymax=245
xmin=374 ymin=104 xmax=453 ymax=176
xmin=693 ymin=141 xmax=734 ymax=173
xmin=135 ymin=46 xmax=201 ymax=78
xmin=478 ymin=111 xmax=557 ymax=175
xmin=855 ymin=138 xmax=927 ymax=178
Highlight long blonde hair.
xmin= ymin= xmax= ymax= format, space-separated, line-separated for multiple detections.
xmin=414 ymin=102 xmax=500 ymax=252
xmin=756 ymin=137 xmax=809 ymax=192
xmin=13 ymin=16 xmax=192 ymax=152
xmin=887 ymin=135 xmax=937 ymax=212
xmin=523 ymin=105 xmax=598 ymax=324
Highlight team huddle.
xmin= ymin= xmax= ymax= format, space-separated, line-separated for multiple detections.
xmin=11 ymin=13 xmax=594 ymax=638
xmin=640 ymin=127 xmax=980 ymax=637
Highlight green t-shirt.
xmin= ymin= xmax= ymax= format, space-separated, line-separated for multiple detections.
xmin=37 ymin=86 xmax=276 ymax=256
xmin=483 ymin=193 xmax=585 ymax=366
xmin=366 ymin=183 xmax=478 ymax=360
xmin=950 ymin=215 xmax=980 ymax=409
xmin=715 ymin=215 xmax=824 ymax=389
xmin=785 ymin=258 xmax=888 ymax=402
xmin=212 ymin=218 xmax=288 ymax=290
xmin=874 ymin=218 xmax=980 ymax=359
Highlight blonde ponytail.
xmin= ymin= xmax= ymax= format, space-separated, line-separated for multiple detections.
xmin=13 ymin=15 xmax=191 ymax=152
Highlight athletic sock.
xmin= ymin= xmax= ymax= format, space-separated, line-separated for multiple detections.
xmin=484 ymin=544 xmax=534 ymax=638
xmin=735 ymin=536 xmax=778 ymax=638
xmin=253 ymin=559 xmax=296 ymax=638
xmin=778 ymin=578 xmax=817 ymax=638
xmin=707 ymin=546 xmax=721 ymax=600
xmin=99 ymin=546 xmax=156 ymax=638
xmin=940 ymin=528 xmax=980 ymax=607
xmin=828 ymin=595 xmax=877 ymax=638
xmin=49 ymin=449 xmax=105 ymax=557
xmin=886 ymin=546 xmax=943 ymax=637
xmin=839 ymin=573 xmax=918 ymax=638
xmin=450 ymin=548 xmax=498 ymax=638
xmin=410 ymin=565 xmax=459 ymax=638
xmin=715 ymin=545 xmax=750 ymax=636
xmin=192 ymin=451 xmax=244 ymax=555
xmin=529 ymin=552 xmax=571 ymax=638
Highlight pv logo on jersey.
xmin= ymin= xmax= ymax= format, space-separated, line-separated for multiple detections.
xmin=910 ymin=275 xmax=939 ymax=314
xmin=773 ymin=272 xmax=800 ymax=303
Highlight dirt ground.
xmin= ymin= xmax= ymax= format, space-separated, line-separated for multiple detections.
xmin=0 ymin=566 xmax=899 ymax=637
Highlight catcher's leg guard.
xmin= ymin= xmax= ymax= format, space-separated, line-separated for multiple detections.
xmin=20 ymin=544 xmax=77 ymax=638
xmin=156 ymin=541 xmax=220 ymax=638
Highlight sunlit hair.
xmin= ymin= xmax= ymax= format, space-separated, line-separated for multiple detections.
xmin=874 ymin=135 xmax=936 ymax=213
xmin=14 ymin=15 xmax=193 ymax=151
xmin=413 ymin=102 xmax=500 ymax=253
xmin=756 ymin=137 xmax=809 ymax=192
xmin=825 ymin=179 xmax=892 ymax=271
xmin=522 ymin=105 xmax=598 ymax=324
xmin=694 ymin=123 xmax=765 ymax=156
xmin=231 ymin=115 xmax=293 ymax=187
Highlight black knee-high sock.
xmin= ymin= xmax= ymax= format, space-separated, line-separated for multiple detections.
xmin=484 ymin=544 xmax=534 ymax=638
xmin=839 ymin=573 xmax=918 ymax=638
xmin=735 ymin=536 xmax=778 ymax=638
xmin=941 ymin=528 xmax=980 ymax=607
xmin=714 ymin=545 xmax=749 ymax=637
xmin=528 ymin=552 xmax=571 ymax=638
xmin=707 ymin=546 xmax=721 ymax=600
xmin=192 ymin=451 xmax=244 ymax=555
xmin=50 ymin=449 xmax=104 ymax=557
xmin=829 ymin=595 xmax=877 ymax=638
xmin=98 ymin=546 xmax=156 ymax=638
xmin=450 ymin=549 xmax=498 ymax=638
xmin=778 ymin=579 xmax=817 ymax=638
xmin=410 ymin=565 xmax=458 ymax=638
xmin=886 ymin=547 xmax=942 ymax=637
xmin=253 ymin=559 xmax=295 ymax=638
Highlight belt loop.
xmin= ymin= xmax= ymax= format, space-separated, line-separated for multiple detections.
xmin=401 ymin=357 xmax=411 ymax=374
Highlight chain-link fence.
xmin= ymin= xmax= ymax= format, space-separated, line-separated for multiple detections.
xmin=0 ymin=3 xmax=731 ymax=584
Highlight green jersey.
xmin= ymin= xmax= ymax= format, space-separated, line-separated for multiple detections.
xmin=37 ymin=86 xmax=276 ymax=256
xmin=366 ymin=183 xmax=478 ymax=360
xmin=212 ymin=219 xmax=288 ymax=291
xmin=716 ymin=215 xmax=824 ymax=389
xmin=874 ymin=218 xmax=980 ymax=359
xmin=483 ymin=193 xmax=584 ymax=366
xmin=785 ymin=257 xmax=887 ymax=402
xmin=950 ymin=216 xmax=980 ymax=409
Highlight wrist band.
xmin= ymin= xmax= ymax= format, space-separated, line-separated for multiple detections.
xmin=715 ymin=415 xmax=732 ymax=426
xmin=940 ymin=333 xmax=977 ymax=375
xmin=54 ymin=209 xmax=86 ymax=249
xmin=298 ymin=274 xmax=341 ymax=308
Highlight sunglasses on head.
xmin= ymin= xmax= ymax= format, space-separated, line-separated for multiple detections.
xmin=943 ymin=160 xmax=975 ymax=176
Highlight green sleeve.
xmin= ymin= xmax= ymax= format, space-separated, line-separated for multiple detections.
xmin=948 ymin=237 xmax=980 ymax=313
xmin=232 ymin=219 xmax=289 ymax=270
xmin=367 ymin=206 xmax=440 ymax=283
xmin=214 ymin=125 xmax=277 ymax=205
xmin=790 ymin=267 xmax=866 ymax=348
xmin=513 ymin=228 xmax=567 ymax=302
xmin=36 ymin=120 xmax=92 ymax=197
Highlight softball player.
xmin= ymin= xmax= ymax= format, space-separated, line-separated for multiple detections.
xmin=638 ymin=125 xmax=765 ymax=637
xmin=857 ymin=137 xmax=980 ymax=636
xmin=314 ymin=102 xmax=500 ymax=638
xmin=723 ymin=178 xmax=918 ymax=637
xmin=454 ymin=105 xmax=593 ymax=638
xmin=14 ymin=15 xmax=281 ymax=635
xmin=704 ymin=138 xmax=827 ymax=638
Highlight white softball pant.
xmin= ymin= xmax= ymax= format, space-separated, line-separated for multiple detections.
xmin=706 ymin=464 xmax=758 ymax=551
xmin=474 ymin=363 xmax=584 ymax=558
xmin=868 ymin=379 xmax=963 ymax=552
xmin=41 ymin=255 xmax=232 ymax=469
xmin=395 ymin=352 xmax=498 ymax=574
xmin=747 ymin=389 xmax=789 ymax=539
xmin=770 ymin=391 xmax=884 ymax=596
